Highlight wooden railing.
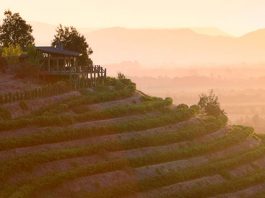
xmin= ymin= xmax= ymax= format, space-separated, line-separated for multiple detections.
xmin=0 ymin=82 xmax=72 ymax=104
xmin=0 ymin=65 xmax=108 ymax=104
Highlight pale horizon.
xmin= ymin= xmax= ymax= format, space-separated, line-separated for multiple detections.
xmin=1 ymin=0 xmax=265 ymax=36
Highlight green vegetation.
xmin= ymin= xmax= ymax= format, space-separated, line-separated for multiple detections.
xmin=0 ymin=105 xmax=194 ymax=151
xmin=198 ymin=89 xmax=226 ymax=117
xmin=0 ymin=74 xmax=263 ymax=197
xmin=0 ymin=115 xmax=226 ymax=182
xmin=0 ymin=10 xmax=34 ymax=48
xmin=0 ymin=96 xmax=171 ymax=131
xmin=4 ymin=125 xmax=250 ymax=197
xmin=52 ymin=24 xmax=93 ymax=66
xmin=1 ymin=44 xmax=23 ymax=64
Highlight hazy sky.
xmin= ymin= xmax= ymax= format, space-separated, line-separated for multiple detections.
xmin=0 ymin=0 xmax=265 ymax=36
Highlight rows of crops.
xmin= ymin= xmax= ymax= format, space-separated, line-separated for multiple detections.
xmin=0 ymin=78 xmax=264 ymax=198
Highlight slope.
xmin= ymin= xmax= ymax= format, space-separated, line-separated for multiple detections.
xmin=0 ymin=77 xmax=264 ymax=198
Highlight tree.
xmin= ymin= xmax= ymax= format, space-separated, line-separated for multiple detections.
xmin=52 ymin=24 xmax=93 ymax=66
xmin=0 ymin=10 xmax=34 ymax=49
xmin=198 ymin=89 xmax=225 ymax=117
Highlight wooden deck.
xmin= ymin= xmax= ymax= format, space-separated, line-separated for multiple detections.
xmin=40 ymin=65 xmax=107 ymax=87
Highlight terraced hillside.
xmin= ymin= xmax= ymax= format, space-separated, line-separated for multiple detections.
xmin=0 ymin=77 xmax=264 ymax=198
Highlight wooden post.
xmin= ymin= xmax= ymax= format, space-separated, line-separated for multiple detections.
xmin=93 ymin=66 xmax=96 ymax=86
xmin=56 ymin=58 xmax=59 ymax=71
xmin=48 ymin=54 xmax=51 ymax=72
xmin=63 ymin=57 xmax=67 ymax=72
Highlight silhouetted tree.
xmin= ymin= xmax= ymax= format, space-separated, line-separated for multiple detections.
xmin=52 ymin=24 xmax=93 ymax=66
xmin=198 ymin=89 xmax=225 ymax=117
xmin=0 ymin=10 xmax=34 ymax=49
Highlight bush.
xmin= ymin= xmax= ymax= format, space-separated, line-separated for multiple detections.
xmin=176 ymin=104 xmax=189 ymax=111
xmin=25 ymin=45 xmax=43 ymax=65
xmin=190 ymin=105 xmax=200 ymax=115
xmin=165 ymin=97 xmax=173 ymax=105
xmin=198 ymin=90 xmax=225 ymax=117
xmin=117 ymin=72 xmax=126 ymax=80
xmin=1 ymin=44 xmax=23 ymax=65
xmin=105 ymin=75 xmax=136 ymax=92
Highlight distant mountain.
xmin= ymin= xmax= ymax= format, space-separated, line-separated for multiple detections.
xmin=190 ymin=27 xmax=231 ymax=37
xmin=86 ymin=27 xmax=265 ymax=65
xmin=29 ymin=22 xmax=98 ymax=46
xmin=29 ymin=22 xmax=265 ymax=66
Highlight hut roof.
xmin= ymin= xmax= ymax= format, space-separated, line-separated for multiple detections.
xmin=36 ymin=46 xmax=81 ymax=57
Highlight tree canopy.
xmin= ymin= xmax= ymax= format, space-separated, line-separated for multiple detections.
xmin=0 ymin=10 xmax=34 ymax=49
xmin=198 ymin=89 xmax=225 ymax=117
xmin=52 ymin=25 xmax=93 ymax=66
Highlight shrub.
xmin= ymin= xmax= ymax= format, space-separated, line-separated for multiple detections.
xmin=165 ymin=97 xmax=173 ymax=105
xmin=1 ymin=44 xmax=23 ymax=65
xmin=117 ymin=72 xmax=126 ymax=80
xmin=176 ymin=104 xmax=189 ymax=111
xmin=198 ymin=90 xmax=225 ymax=117
xmin=25 ymin=45 xmax=43 ymax=65
xmin=190 ymin=104 xmax=200 ymax=115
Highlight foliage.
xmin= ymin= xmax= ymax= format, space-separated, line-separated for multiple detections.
xmin=25 ymin=45 xmax=43 ymax=65
xmin=2 ymin=120 xmax=241 ymax=197
xmin=198 ymin=89 xmax=225 ymax=117
xmin=0 ymin=10 xmax=34 ymax=49
xmin=51 ymin=24 xmax=93 ymax=66
xmin=190 ymin=104 xmax=200 ymax=115
xmin=105 ymin=76 xmax=136 ymax=91
xmin=176 ymin=104 xmax=189 ymax=112
xmin=117 ymin=72 xmax=126 ymax=80
xmin=1 ymin=44 xmax=23 ymax=64
xmin=0 ymin=106 xmax=195 ymax=151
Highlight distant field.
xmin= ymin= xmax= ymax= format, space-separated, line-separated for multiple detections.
xmin=132 ymin=75 xmax=265 ymax=134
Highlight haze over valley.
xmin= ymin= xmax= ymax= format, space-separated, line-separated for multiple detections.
xmin=28 ymin=21 xmax=265 ymax=133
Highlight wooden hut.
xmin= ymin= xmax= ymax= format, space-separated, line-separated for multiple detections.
xmin=36 ymin=45 xmax=107 ymax=86
xmin=37 ymin=45 xmax=81 ymax=76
